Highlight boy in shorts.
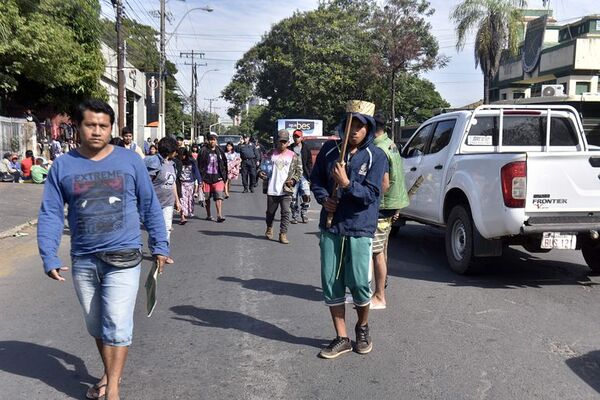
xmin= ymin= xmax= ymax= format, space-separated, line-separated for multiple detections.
xmin=198 ymin=132 xmax=228 ymax=222
xmin=310 ymin=101 xmax=388 ymax=359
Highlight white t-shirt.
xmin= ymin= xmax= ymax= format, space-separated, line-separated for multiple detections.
xmin=267 ymin=149 xmax=295 ymax=196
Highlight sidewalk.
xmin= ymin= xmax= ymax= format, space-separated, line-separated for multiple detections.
xmin=0 ymin=183 xmax=44 ymax=238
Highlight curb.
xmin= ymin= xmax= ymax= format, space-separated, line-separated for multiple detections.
xmin=0 ymin=219 xmax=38 ymax=239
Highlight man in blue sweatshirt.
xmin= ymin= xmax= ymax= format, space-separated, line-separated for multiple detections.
xmin=310 ymin=101 xmax=388 ymax=359
xmin=37 ymin=99 xmax=169 ymax=400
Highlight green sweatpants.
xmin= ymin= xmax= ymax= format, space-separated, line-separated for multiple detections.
xmin=319 ymin=230 xmax=372 ymax=307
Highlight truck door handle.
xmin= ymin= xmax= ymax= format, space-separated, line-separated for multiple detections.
xmin=410 ymin=167 xmax=417 ymax=172
xmin=434 ymin=165 xmax=443 ymax=170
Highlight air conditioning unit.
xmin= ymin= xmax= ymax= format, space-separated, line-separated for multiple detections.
xmin=541 ymin=84 xmax=565 ymax=97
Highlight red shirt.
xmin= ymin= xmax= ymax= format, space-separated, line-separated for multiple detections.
xmin=21 ymin=157 xmax=33 ymax=177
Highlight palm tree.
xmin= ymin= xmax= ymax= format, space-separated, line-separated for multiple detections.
xmin=451 ymin=0 xmax=527 ymax=104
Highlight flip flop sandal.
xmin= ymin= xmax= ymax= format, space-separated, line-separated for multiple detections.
xmin=206 ymin=216 xmax=215 ymax=221
xmin=86 ymin=383 xmax=107 ymax=399
xmin=216 ymin=217 xmax=226 ymax=223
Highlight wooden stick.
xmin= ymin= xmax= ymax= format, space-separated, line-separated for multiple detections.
xmin=325 ymin=112 xmax=353 ymax=228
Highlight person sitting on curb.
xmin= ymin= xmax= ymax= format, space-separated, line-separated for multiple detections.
xmin=31 ymin=158 xmax=50 ymax=184
xmin=310 ymin=100 xmax=388 ymax=359
xmin=258 ymin=129 xmax=302 ymax=244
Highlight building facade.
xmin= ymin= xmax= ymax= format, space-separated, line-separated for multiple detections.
xmin=493 ymin=11 xmax=600 ymax=143
xmin=100 ymin=43 xmax=149 ymax=146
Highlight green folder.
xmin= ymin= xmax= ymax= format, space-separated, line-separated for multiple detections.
xmin=145 ymin=260 xmax=159 ymax=317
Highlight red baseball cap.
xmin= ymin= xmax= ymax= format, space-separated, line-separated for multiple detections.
xmin=292 ymin=129 xmax=303 ymax=137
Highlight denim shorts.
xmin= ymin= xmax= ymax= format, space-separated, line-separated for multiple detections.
xmin=71 ymin=254 xmax=141 ymax=346
xmin=320 ymin=231 xmax=372 ymax=307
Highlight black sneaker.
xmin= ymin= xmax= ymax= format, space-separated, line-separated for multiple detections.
xmin=242 ymin=188 xmax=249 ymax=193
xmin=319 ymin=336 xmax=352 ymax=359
xmin=355 ymin=324 xmax=372 ymax=354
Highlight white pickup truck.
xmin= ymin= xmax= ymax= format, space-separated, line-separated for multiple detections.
xmin=398 ymin=104 xmax=600 ymax=274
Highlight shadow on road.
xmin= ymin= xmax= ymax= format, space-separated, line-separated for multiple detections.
xmin=170 ymin=305 xmax=327 ymax=349
xmin=566 ymin=350 xmax=600 ymax=394
xmin=224 ymin=214 xmax=266 ymax=222
xmin=218 ymin=276 xmax=323 ymax=301
xmin=198 ymin=230 xmax=265 ymax=240
xmin=387 ymin=224 xmax=598 ymax=289
xmin=0 ymin=341 xmax=95 ymax=398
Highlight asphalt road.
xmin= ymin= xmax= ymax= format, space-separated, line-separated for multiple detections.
xmin=1 ymin=181 xmax=600 ymax=399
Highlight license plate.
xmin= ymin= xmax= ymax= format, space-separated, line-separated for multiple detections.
xmin=541 ymin=232 xmax=577 ymax=250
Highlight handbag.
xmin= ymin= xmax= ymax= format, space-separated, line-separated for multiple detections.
xmin=95 ymin=249 xmax=143 ymax=268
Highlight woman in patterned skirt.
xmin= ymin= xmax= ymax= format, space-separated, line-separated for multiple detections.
xmin=177 ymin=148 xmax=202 ymax=224
xmin=224 ymin=142 xmax=241 ymax=199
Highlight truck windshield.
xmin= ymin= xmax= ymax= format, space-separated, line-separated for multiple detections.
xmin=466 ymin=115 xmax=579 ymax=146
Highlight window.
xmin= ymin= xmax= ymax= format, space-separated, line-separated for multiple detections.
xmin=513 ymin=92 xmax=525 ymax=99
xmin=466 ymin=116 xmax=498 ymax=146
xmin=465 ymin=115 xmax=578 ymax=147
xmin=403 ymin=124 xmax=433 ymax=158
xmin=576 ymin=81 xmax=591 ymax=95
xmin=429 ymin=120 xmax=456 ymax=154
xmin=548 ymin=117 xmax=579 ymax=146
xmin=501 ymin=93 xmax=507 ymax=100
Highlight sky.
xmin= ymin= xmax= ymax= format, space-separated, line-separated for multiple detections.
xmin=100 ymin=0 xmax=599 ymax=121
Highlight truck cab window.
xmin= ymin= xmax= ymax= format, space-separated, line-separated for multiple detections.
xmin=403 ymin=124 xmax=433 ymax=158
xmin=429 ymin=120 xmax=456 ymax=154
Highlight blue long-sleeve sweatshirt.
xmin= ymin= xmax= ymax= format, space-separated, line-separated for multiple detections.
xmin=310 ymin=116 xmax=388 ymax=238
xmin=38 ymin=146 xmax=169 ymax=273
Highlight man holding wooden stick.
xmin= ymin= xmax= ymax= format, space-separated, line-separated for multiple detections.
xmin=310 ymin=100 xmax=388 ymax=359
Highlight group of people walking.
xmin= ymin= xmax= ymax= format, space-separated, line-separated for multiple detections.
xmin=36 ymin=98 xmax=408 ymax=400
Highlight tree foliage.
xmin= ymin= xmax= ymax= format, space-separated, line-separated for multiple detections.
xmin=223 ymin=0 xmax=449 ymax=137
xmin=371 ymin=0 xmax=447 ymax=133
xmin=451 ymin=0 xmax=526 ymax=103
xmin=0 ymin=0 xmax=106 ymax=113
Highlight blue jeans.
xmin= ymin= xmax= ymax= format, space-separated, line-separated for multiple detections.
xmin=71 ymin=254 xmax=141 ymax=346
xmin=291 ymin=176 xmax=311 ymax=220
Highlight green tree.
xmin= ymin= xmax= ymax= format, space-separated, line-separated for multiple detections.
xmin=451 ymin=0 xmax=526 ymax=104
xmin=223 ymin=0 xmax=378 ymax=132
xmin=371 ymin=0 xmax=447 ymax=137
xmin=223 ymin=0 xmax=449 ymax=135
xmin=0 ymin=0 xmax=106 ymax=113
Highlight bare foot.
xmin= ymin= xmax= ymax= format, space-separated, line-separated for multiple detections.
xmin=370 ymin=297 xmax=386 ymax=310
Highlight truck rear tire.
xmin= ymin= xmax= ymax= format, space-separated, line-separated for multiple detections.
xmin=445 ymin=205 xmax=478 ymax=274
xmin=581 ymin=241 xmax=600 ymax=272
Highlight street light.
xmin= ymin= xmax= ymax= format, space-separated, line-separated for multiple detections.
xmin=165 ymin=6 xmax=213 ymax=46
xmin=159 ymin=4 xmax=213 ymax=138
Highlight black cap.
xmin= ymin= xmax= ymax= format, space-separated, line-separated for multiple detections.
xmin=374 ymin=114 xmax=386 ymax=127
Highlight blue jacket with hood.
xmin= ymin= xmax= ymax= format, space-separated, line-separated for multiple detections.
xmin=310 ymin=114 xmax=388 ymax=238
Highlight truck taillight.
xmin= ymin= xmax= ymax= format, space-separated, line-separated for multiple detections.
xmin=501 ymin=161 xmax=526 ymax=208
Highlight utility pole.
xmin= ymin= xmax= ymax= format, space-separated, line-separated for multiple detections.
xmin=181 ymin=51 xmax=205 ymax=141
xmin=113 ymin=0 xmax=125 ymax=133
xmin=159 ymin=0 xmax=166 ymax=138
xmin=205 ymin=97 xmax=219 ymax=117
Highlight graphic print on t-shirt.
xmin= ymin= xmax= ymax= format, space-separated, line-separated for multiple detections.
xmin=207 ymin=152 xmax=218 ymax=175
xmin=72 ymin=171 xmax=126 ymax=235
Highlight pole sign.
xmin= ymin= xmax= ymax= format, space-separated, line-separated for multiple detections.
xmin=146 ymin=73 xmax=160 ymax=124
xmin=522 ymin=15 xmax=548 ymax=74
xmin=277 ymin=119 xmax=323 ymax=136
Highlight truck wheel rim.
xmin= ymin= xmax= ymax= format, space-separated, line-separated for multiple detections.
xmin=452 ymin=220 xmax=467 ymax=261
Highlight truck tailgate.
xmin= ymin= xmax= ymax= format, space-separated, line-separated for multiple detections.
xmin=526 ymin=152 xmax=600 ymax=213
